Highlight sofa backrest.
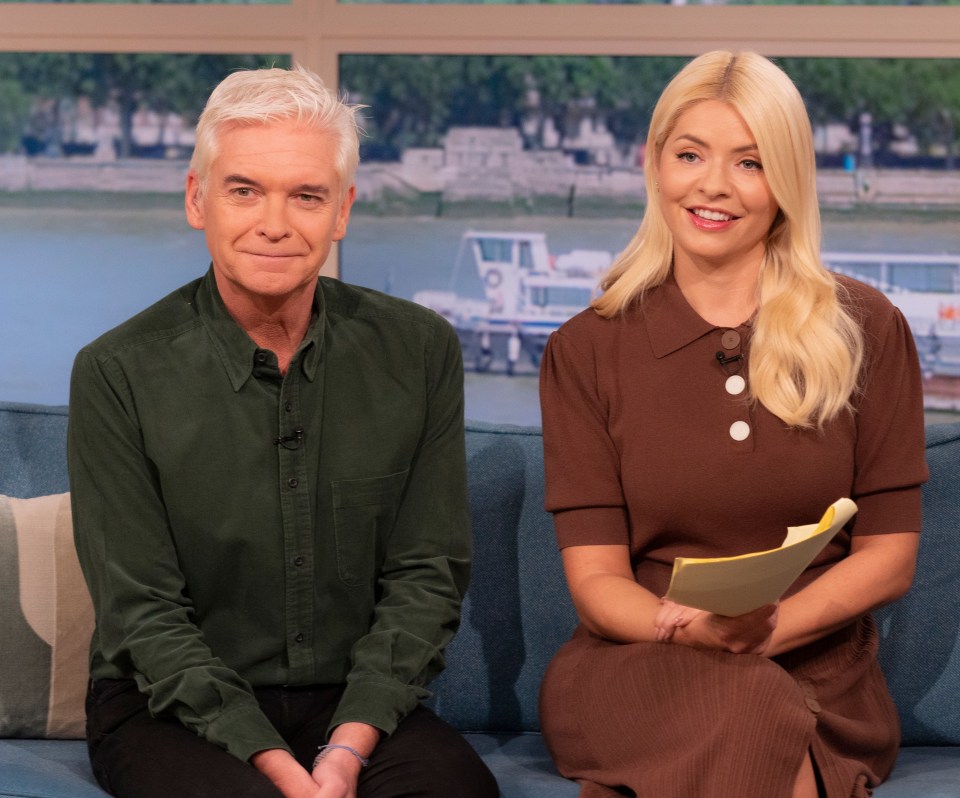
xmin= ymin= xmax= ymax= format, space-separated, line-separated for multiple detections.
xmin=876 ymin=422 xmax=960 ymax=746
xmin=429 ymin=421 xmax=577 ymax=732
xmin=0 ymin=403 xmax=69 ymax=498
xmin=1 ymin=401 xmax=959 ymax=745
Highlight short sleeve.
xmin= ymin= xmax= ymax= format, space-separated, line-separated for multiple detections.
xmin=850 ymin=305 xmax=929 ymax=535
xmin=540 ymin=326 xmax=629 ymax=549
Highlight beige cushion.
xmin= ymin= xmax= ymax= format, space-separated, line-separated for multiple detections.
xmin=0 ymin=492 xmax=93 ymax=738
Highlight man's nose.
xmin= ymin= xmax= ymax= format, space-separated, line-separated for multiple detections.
xmin=257 ymin=197 xmax=292 ymax=240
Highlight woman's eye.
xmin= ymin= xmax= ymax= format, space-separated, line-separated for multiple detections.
xmin=678 ymin=152 xmax=698 ymax=163
xmin=742 ymin=159 xmax=763 ymax=171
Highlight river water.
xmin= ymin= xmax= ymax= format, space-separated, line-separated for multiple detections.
xmin=2 ymin=205 xmax=957 ymax=424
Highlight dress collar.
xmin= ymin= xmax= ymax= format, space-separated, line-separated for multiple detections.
xmin=641 ymin=273 xmax=752 ymax=359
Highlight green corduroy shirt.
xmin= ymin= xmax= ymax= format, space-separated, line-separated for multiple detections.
xmin=68 ymin=269 xmax=470 ymax=762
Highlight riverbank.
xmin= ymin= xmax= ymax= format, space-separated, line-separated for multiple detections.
xmin=3 ymin=155 xmax=960 ymax=212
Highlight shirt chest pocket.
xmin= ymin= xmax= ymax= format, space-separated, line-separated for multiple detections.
xmin=331 ymin=469 xmax=409 ymax=587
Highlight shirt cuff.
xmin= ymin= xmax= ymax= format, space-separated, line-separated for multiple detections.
xmin=205 ymin=703 xmax=291 ymax=762
xmin=328 ymin=677 xmax=426 ymax=738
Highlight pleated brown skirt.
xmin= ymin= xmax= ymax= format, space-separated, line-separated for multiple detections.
xmin=539 ymin=617 xmax=898 ymax=798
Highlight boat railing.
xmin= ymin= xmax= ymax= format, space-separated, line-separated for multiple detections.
xmin=823 ymin=251 xmax=960 ymax=294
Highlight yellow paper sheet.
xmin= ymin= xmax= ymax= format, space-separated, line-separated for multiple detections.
xmin=663 ymin=498 xmax=857 ymax=617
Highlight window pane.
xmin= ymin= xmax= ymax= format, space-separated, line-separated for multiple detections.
xmin=0 ymin=52 xmax=289 ymax=404
xmin=339 ymin=54 xmax=960 ymax=425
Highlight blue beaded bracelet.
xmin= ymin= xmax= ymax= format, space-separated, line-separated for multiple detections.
xmin=313 ymin=743 xmax=370 ymax=769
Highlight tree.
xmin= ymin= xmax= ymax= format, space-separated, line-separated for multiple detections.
xmin=0 ymin=52 xmax=288 ymax=158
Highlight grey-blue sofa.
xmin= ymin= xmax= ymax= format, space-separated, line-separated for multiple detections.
xmin=1 ymin=400 xmax=958 ymax=798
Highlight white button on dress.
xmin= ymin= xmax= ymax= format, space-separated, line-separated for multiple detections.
xmin=729 ymin=421 xmax=751 ymax=441
xmin=725 ymin=375 xmax=746 ymax=395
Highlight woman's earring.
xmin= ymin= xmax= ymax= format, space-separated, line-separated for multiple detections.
xmin=655 ymin=181 xmax=661 ymax=192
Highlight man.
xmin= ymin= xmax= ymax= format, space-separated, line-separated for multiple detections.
xmin=68 ymin=66 xmax=497 ymax=798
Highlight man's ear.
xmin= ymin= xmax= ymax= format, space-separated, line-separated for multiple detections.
xmin=333 ymin=184 xmax=356 ymax=242
xmin=184 ymin=171 xmax=205 ymax=231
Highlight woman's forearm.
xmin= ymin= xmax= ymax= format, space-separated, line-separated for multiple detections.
xmin=765 ymin=532 xmax=918 ymax=658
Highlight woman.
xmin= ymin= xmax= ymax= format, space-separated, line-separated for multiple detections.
xmin=538 ymin=51 xmax=928 ymax=798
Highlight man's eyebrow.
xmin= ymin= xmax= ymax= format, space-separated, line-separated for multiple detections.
xmin=221 ymin=174 xmax=332 ymax=197
xmin=292 ymin=184 xmax=332 ymax=197
xmin=674 ymin=134 xmax=759 ymax=155
xmin=223 ymin=174 xmax=262 ymax=189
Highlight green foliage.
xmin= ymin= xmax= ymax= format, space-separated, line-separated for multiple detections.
xmin=0 ymin=79 xmax=30 ymax=152
xmin=2 ymin=50 xmax=957 ymax=163
xmin=780 ymin=57 xmax=960 ymax=154
xmin=343 ymin=54 xmax=959 ymax=165
xmin=0 ymin=52 xmax=289 ymax=155
xmin=342 ymin=54 xmax=686 ymax=157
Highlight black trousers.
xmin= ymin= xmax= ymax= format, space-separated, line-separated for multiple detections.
xmin=86 ymin=679 xmax=499 ymax=798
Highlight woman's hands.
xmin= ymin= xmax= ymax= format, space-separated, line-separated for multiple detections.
xmin=656 ymin=598 xmax=778 ymax=655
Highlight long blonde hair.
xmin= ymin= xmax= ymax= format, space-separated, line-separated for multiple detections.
xmin=594 ymin=51 xmax=862 ymax=429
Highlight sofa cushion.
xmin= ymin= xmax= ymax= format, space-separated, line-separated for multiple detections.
xmin=464 ymin=733 xmax=579 ymax=798
xmin=0 ymin=493 xmax=92 ymax=739
xmin=874 ymin=747 xmax=960 ymax=797
xmin=0 ymin=740 xmax=106 ymax=798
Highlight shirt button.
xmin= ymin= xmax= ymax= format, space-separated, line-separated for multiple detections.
xmin=729 ymin=421 xmax=751 ymax=441
xmin=284 ymin=401 xmax=293 ymax=412
xmin=294 ymin=633 xmax=304 ymax=643
xmin=721 ymin=330 xmax=741 ymax=349
xmin=805 ymin=696 xmax=821 ymax=713
xmin=287 ymin=477 xmax=299 ymax=488
xmin=725 ymin=375 xmax=746 ymax=395
xmin=294 ymin=556 xmax=304 ymax=567
xmin=256 ymin=351 xmax=268 ymax=363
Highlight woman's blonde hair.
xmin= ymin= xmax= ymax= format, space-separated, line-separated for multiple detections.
xmin=594 ymin=50 xmax=862 ymax=429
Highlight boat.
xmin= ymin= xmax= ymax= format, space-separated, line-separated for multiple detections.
xmin=824 ymin=251 xmax=960 ymax=382
xmin=415 ymin=233 xmax=960 ymax=383
xmin=413 ymin=231 xmax=610 ymax=373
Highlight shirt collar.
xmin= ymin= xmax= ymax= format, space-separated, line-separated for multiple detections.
xmin=195 ymin=267 xmax=326 ymax=392
xmin=641 ymin=272 xmax=749 ymax=359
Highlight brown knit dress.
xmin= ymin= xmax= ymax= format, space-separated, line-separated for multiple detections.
xmin=538 ymin=275 xmax=929 ymax=798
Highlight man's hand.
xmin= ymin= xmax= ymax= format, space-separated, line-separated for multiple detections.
xmin=310 ymin=750 xmax=360 ymax=798
xmin=310 ymin=722 xmax=379 ymax=798
xmin=251 ymin=749 xmax=322 ymax=798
